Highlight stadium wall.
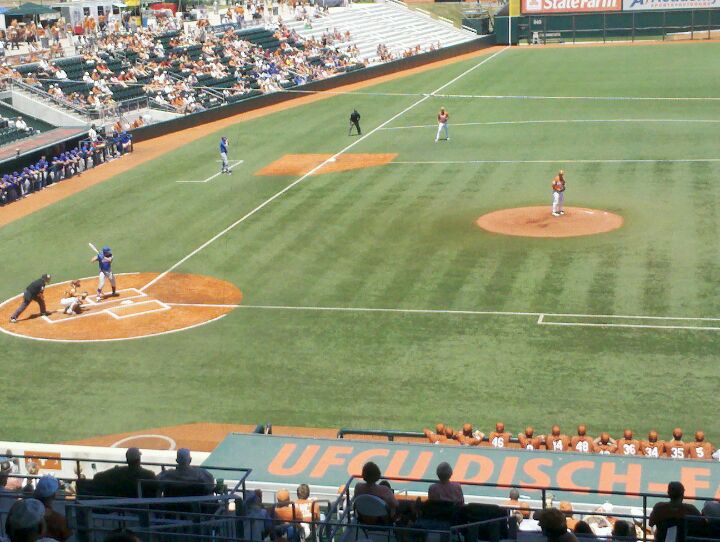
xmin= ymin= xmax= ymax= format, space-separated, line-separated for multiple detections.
xmin=496 ymin=7 xmax=720 ymax=44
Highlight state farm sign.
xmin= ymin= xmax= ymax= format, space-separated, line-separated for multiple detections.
xmin=522 ymin=0 xmax=622 ymax=13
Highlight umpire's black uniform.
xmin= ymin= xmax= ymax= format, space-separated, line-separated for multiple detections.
xmin=10 ymin=274 xmax=51 ymax=322
xmin=349 ymin=109 xmax=361 ymax=136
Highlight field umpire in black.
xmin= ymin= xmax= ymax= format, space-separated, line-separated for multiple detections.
xmin=349 ymin=109 xmax=361 ymax=136
xmin=10 ymin=274 xmax=52 ymax=323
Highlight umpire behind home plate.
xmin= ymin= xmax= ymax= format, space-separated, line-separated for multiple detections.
xmin=10 ymin=274 xmax=52 ymax=323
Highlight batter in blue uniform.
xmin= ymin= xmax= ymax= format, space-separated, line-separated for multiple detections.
xmin=91 ymin=245 xmax=116 ymax=300
xmin=220 ymin=136 xmax=231 ymax=175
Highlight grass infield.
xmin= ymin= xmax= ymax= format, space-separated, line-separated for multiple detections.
xmin=1 ymin=42 xmax=720 ymax=443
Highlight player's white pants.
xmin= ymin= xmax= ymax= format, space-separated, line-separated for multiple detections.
xmin=220 ymin=152 xmax=228 ymax=172
xmin=435 ymin=122 xmax=449 ymax=141
xmin=552 ymin=191 xmax=564 ymax=213
xmin=98 ymin=271 xmax=116 ymax=292
xmin=60 ymin=297 xmax=79 ymax=313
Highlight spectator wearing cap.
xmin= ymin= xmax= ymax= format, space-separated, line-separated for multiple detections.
xmin=559 ymin=502 xmax=578 ymax=530
xmin=92 ymin=448 xmax=156 ymax=498
xmin=649 ymin=482 xmax=701 ymax=542
xmin=158 ymin=448 xmax=214 ymax=497
xmin=537 ymin=507 xmax=579 ymax=542
xmin=272 ymin=489 xmax=303 ymax=522
xmin=428 ymin=462 xmax=464 ymax=505
xmin=353 ymin=461 xmax=397 ymax=518
xmin=33 ymin=476 xmax=71 ymax=542
xmin=5 ymin=498 xmax=57 ymax=542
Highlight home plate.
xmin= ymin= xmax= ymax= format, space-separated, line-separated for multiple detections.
xmin=121 ymin=300 xmax=134 ymax=305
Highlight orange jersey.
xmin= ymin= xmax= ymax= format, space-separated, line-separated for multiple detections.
xmin=616 ymin=439 xmax=641 ymax=456
xmin=552 ymin=177 xmax=565 ymax=192
xmin=63 ymin=285 xmax=78 ymax=299
xmin=570 ymin=436 xmax=595 ymax=454
xmin=689 ymin=442 xmax=713 ymax=460
xmin=518 ymin=435 xmax=543 ymax=451
xmin=457 ymin=433 xmax=483 ymax=446
xmin=595 ymin=443 xmax=617 ymax=455
xmin=665 ymin=440 xmax=690 ymax=459
xmin=547 ymin=435 xmax=570 ymax=452
xmin=641 ymin=441 xmax=664 ymax=458
xmin=488 ymin=432 xmax=512 ymax=449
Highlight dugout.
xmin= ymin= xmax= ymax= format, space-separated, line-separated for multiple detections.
xmin=496 ymin=7 xmax=720 ymax=44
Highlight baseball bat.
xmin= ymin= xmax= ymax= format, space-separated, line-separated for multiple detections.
xmin=88 ymin=242 xmax=99 ymax=254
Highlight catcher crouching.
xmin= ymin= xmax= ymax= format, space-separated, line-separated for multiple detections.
xmin=60 ymin=280 xmax=89 ymax=315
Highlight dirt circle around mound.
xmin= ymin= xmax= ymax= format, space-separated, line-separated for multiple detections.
xmin=0 ymin=272 xmax=242 ymax=342
xmin=476 ymin=206 xmax=623 ymax=238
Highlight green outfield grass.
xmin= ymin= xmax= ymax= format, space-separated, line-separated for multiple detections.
xmin=2 ymin=42 xmax=720 ymax=443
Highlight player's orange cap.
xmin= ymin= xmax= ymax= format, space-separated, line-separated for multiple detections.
xmin=435 ymin=423 xmax=445 ymax=434
xmin=695 ymin=431 xmax=704 ymax=441
xmin=551 ymin=425 xmax=561 ymax=436
xmin=525 ymin=426 xmax=534 ymax=437
xmin=623 ymin=429 xmax=633 ymax=439
xmin=496 ymin=422 xmax=505 ymax=432
xmin=444 ymin=426 xmax=454 ymax=438
xmin=600 ymin=432 xmax=610 ymax=443
xmin=462 ymin=423 xmax=473 ymax=435
xmin=673 ymin=427 xmax=683 ymax=439
xmin=648 ymin=430 xmax=658 ymax=442
xmin=577 ymin=425 xmax=587 ymax=436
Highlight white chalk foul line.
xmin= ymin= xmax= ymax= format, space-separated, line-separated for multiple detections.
xmin=176 ymin=160 xmax=244 ymax=184
xmin=382 ymin=119 xmax=720 ymax=131
xmin=140 ymin=47 xmax=510 ymax=293
xmin=390 ymin=159 xmax=720 ymax=165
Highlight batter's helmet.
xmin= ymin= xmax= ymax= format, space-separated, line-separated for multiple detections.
xmin=102 ymin=245 xmax=111 ymax=253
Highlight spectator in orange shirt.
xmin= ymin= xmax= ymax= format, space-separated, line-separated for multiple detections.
xmin=518 ymin=427 xmax=544 ymax=451
xmin=689 ymin=431 xmax=714 ymax=460
xmin=665 ymin=428 xmax=690 ymax=459
xmin=616 ymin=429 xmax=641 ymax=456
xmin=295 ymin=483 xmax=320 ymax=522
xmin=546 ymin=425 xmax=570 ymax=452
xmin=641 ymin=431 xmax=664 ymax=458
xmin=488 ymin=422 xmax=512 ymax=449
xmin=594 ymin=433 xmax=618 ymax=455
xmin=273 ymin=488 xmax=303 ymax=522
xmin=571 ymin=425 xmax=595 ymax=454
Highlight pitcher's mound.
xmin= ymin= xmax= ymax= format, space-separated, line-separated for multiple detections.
xmin=256 ymin=153 xmax=397 ymax=176
xmin=476 ymin=206 xmax=623 ymax=238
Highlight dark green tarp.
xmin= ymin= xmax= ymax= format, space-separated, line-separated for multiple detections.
xmin=3 ymin=3 xmax=58 ymax=17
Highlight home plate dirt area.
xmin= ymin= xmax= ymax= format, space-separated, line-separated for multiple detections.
xmin=0 ymin=273 xmax=242 ymax=342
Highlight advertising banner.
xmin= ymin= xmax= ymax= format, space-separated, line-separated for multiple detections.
xmin=623 ymin=0 xmax=718 ymax=10
xmin=522 ymin=0 xmax=622 ymax=14
xmin=206 ymin=434 xmax=720 ymax=506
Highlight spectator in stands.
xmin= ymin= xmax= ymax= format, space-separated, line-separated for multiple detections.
xmin=559 ymin=502 xmax=578 ymax=530
xmin=537 ymin=507 xmax=579 ymax=542
xmin=690 ymin=431 xmax=714 ymax=460
xmin=649 ymin=482 xmax=701 ymax=542
xmin=428 ymin=462 xmax=463 ymax=505
xmin=92 ymin=447 xmax=157 ymax=498
xmin=641 ymin=430 xmax=664 ymax=458
xmin=488 ymin=422 xmax=512 ymax=449
xmin=616 ymin=429 xmax=641 ymax=456
xmin=33 ymin=476 xmax=71 ymax=542
xmin=273 ymin=488 xmax=303 ymax=522
xmin=15 ymin=117 xmax=33 ymax=135
xmin=703 ymin=501 xmax=720 ymax=539
xmin=594 ymin=432 xmax=618 ymax=455
xmin=574 ymin=521 xmax=597 ymax=539
xmin=571 ymin=425 xmax=595 ymax=453
xmin=612 ymin=520 xmax=636 ymax=542
xmin=4 ymin=498 xmax=55 ymax=542
xmin=546 ymin=425 xmax=570 ymax=452
xmin=244 ymin=489 xmax=272 ymax=540
xmin=518 ymin=502 xmax=541 ymax=532
xmin=295 ymin=483 xmax=320 ymax=523
xmin=158 ymin=448 xmax=214 ymax=497
xmin=518 ymin=426 xmax=544 ymax=450
xmin=353 ymin=461 xmax=397 ymax=518
xmin=665 ymin=428 xmax=690 ymax=459
xmin=504 ymin=488 xmax=520 ymax=510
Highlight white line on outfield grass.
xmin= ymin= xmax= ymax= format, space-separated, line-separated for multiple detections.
xmin=381 ymin=119 xmax=720 ymax=131
xmin=176 ymin=160 xmax=244 ymax=183
xmin=390 ymin=158 xmax=720 ymax=165
xmin=140 ymin=47 xmax=510 ymax=293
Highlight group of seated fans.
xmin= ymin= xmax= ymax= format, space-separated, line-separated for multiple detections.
xmin=0 ymin=126 xmax=132 ymax=206
xmin=423 ymin=423 xmax=716 ymax=459
xmin=0 ymin=13 xmax=366 ymax=116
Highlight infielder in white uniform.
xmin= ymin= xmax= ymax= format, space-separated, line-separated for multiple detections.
xmin=435 ymin=107 xmax=449 ymax=142
xmin=91 ymin=245 xmax=116 ymax=300
xmin=60 ymin=280 xmax=88 ymax=315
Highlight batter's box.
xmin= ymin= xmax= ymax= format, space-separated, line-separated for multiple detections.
xmin=107 ymin=299 xmax=171 ymax=320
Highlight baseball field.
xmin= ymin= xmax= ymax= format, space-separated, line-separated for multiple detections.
xmin=2 ymin=41 xmax=720 ymax=444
